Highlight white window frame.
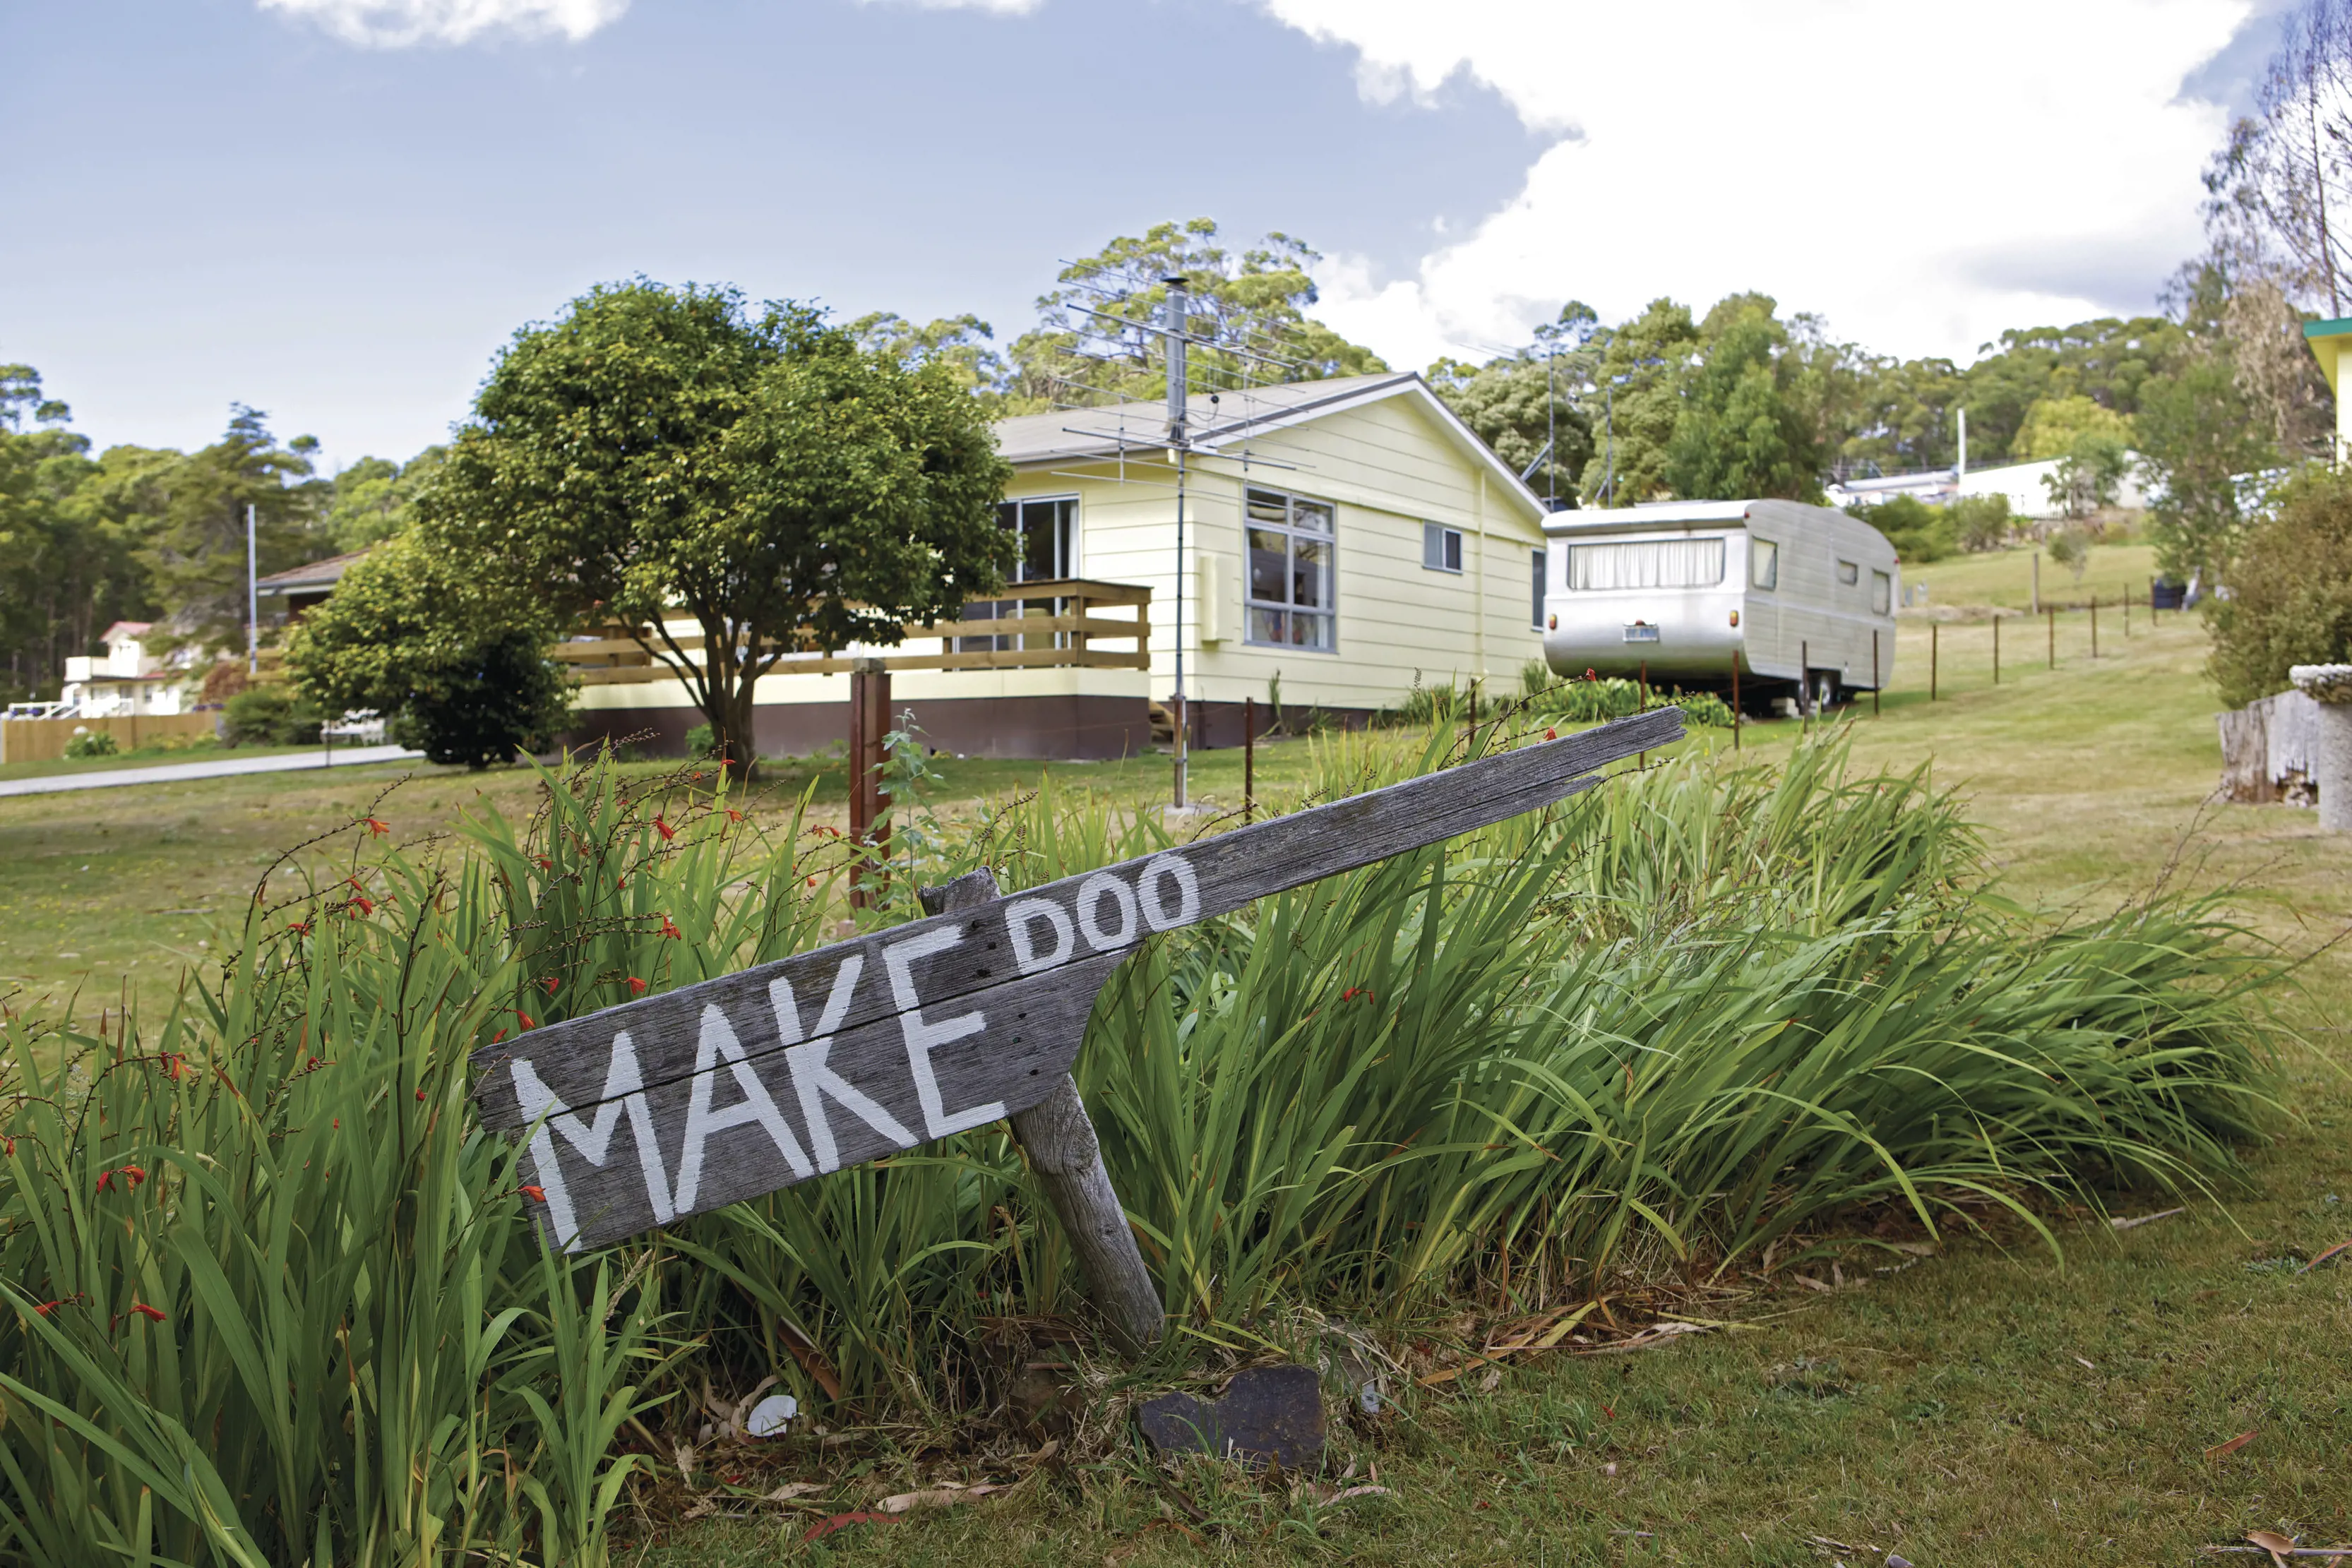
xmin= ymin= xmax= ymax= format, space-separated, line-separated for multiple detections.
xmin=1751 ymin=537 xmax=1779 ymax=592
xmin=1871 ymin=569 xmax=1892 ymax=616
xmin=1243 ymin=486 xmax=1338 ymax=653
xmin=959 ymin=494 xmax=1079 ymax=652
xmin=1423 ymin=522 xmax=1464 ymax=573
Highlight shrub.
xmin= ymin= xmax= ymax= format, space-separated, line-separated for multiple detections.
xmin=385 ymin=627 xmax=573 ymax=770
xmin=2049 ymin=523 xmax=2094 ymax=582
xmin=1853 ymin=495 xmax=1955 ymax=563
xmin=1950 ymin=493 xmax=2013 ymax=552
xmin=684 ymin=721 xmax=717 ymax=758
xmin=222 ymin=684 xmax=322 ymax=746
xmin=2207 ymin=464 xmax=2352 ymax=707
xmin=61 ymin=729 xmax=118 ymax=760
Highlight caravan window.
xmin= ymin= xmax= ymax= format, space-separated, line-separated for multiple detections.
xmin=1750 ymin=539 xmax=1779 ymax=591
xmin=1564 ymin=538 xmax=1724 ymax=590
xmin=1871 ymin=570 xmax=1892 ymax=615
xmin=1837 ymin=559 xmax=1860 ymax=587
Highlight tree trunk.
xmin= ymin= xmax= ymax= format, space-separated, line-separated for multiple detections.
xmin=710 ymin=669 xmax=760 ymax=782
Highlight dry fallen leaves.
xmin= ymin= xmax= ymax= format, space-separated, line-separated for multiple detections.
xmin=2206 ymin=1428 xmax=2259 ymax=1461
xmin=800 ymin=1511 xmax=902 ymax=1544
xmin=2248 ymin=1529 xmax=2297 ymax=1565
xmin=2300 ymin=1238 xmax=2351 ymax=1274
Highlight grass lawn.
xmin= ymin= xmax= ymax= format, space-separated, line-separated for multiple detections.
xmin=4 ymin=613 xmax=2348 ymax=1564
xmin=1902 ymin=540 xmax=2161 ymax=613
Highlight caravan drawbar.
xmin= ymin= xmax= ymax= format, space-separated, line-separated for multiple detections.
xmin=1540 ymin=498 xmax=1900 ymax=709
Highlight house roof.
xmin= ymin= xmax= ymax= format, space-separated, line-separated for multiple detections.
xmin=993 ymin=372 xmax=1551 ymax=525
xmin=254 ymin=549 xmax=370 ymax=597
xmin=100 ymin=621 xmax=153 ymax=642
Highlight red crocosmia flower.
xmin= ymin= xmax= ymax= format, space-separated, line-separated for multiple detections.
xmin=660 ymin=916 xmax=681 ymax=940
xmin=727 ymin=809 xmax=744 ymax=823
xmin=539 ymin=975 xmax=561 ymax=995
xmin=350 ymin=896 xmax=375 ymax=916
xmin=616 ymin=876 xmax=628 ymax=890
xmin=131 ymin=1303 xmax=165 ymax=1323
xmin=363 ymin=818 xmax=390 ymax=836
xmin=1585 ymin=669 xmax=1597 ymax=682
xmin=691 ymin=770 xmax=705 ymax=782
xmin=515 ymin=1010 xmax=536 ymax=1031
xmin=288 ymin=920 xmax=311 ymax=936
xmin=627 ymin=976 xmax=648 ymax=996
xmin=535 ymin=856 xmax=553 ymax=870
xmin=655 ymin=815 xmax=676 ymax=842
xmin=34 ymin=1300 xmax=61 ymax=1317
xmin=520 ymin=1185 xmax=547 ymax=1202
xmin=96 ymin=1171 xmax=113 ymax=1194
xmin=1545 ymin=727 xmax=1558 ymax=741
xmin=118 ymin=1165 xmax=146 ymax=1188
xmin=490 ymin=1029 xmax=508 ymax=1044
xmin=415 ymin=1087 xmax=427 ymax=1101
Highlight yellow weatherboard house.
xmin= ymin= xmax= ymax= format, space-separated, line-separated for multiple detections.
xmin=2303 ymin=316 xmax=2352 ymax=464
xmin=567 ymin=372 xmax=1555 ymax=759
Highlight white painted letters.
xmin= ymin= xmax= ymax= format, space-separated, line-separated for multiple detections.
xmin=673 ymin=1005 xmax=813 ymax=1212
xmin=1138 ymin=854 xmax=1200 ymax=931
xmin=1076 ymin=871 xmax=1139 ymax=952
xmin=770 ymin=960 xmax=913 ymax=1173
xmin=1004 ymin=898 xmax=1075 ymax=975
xmin=511 ymin=1030 xmax=674 ymax=1251
xmin=882 ymin=926 xmax=1005 ymax=1137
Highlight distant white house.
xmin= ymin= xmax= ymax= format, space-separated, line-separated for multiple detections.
xmin=1953 ymin=455 xmax=2150 ymax=522
xmin=1822 ymin=469 xmax=1957 ymax=510
xmin=60 ymin=623 xmax=191 ymax=717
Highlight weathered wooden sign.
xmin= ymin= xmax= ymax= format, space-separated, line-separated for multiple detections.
xmin=472 ymin=707 xmax=1683 ymax=1345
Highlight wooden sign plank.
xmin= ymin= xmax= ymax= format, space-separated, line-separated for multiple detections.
xmin=472 ymin=707 xmax=1682 ymax=1251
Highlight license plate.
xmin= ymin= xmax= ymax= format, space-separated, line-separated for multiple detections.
xmin=1622 ymin=625 xmax=1660 ymax=643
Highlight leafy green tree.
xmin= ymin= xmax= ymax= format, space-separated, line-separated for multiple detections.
xmin=323 ymin=446 xmax=446 ymax=552
xmin=1009 ymin=219 xmax=1387 ymax=412
xmin=2206 ymin=464 xmax=2352 ymax=706
xmin=1954 ymin=317 xmax=2184 ymax=461
xmin=2135 ymin=349 xmax=2276 ymax=584
xmin=139 ymin=406 xmax=328 ymax=654
xmin=2012 ymin=394 xmax=2135 ymax=461
xmin=1426 ymin=309 xmax=1598 ymax=508
xmin=419 ymin=280 xmax=1014 ymax=771
xmin=1663 ymin=295 xmax=1826 ymax=502
xmin=1578 ymin=297 xmax=1700 ymax=505
xmin=850 ymin=313 xmax=1017 ymax=417
xmin=1949 ymin=493 xmax=2015 ymax=553
xmin=2041 ymin=433 xmax=2133 ymax=519
xmin=1836 ymin=354 xmax=1966 ymax=476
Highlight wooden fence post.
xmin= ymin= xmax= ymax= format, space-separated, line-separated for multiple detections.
xmin=1993 ymin=615 xmax=2001 ymax=686
xmin=2048 ymin=606 xmax=2055 ymax=670
xmin=1731 ymin=659 xmax=1741 ymax=750
xmin=1800 ymin=639 xmax=1810 ymax=735
xmin=2090 ymin=594 xmax=2099 ymax=659
xmin=919 ymin=869 xmax=1163 ymax=1355
xmin=1243 ymin=695 xmax=1255 ymax=823
xmin=1871 ymin=630 xmax=1880 ymax=717
xmin=1930 ymin=623 xmax=1938 ymax=702
xmin=847 ymin=658 xmax=890 ymax=909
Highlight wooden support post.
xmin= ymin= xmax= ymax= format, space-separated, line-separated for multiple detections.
xmin=1871 ymin=631 xmax=1880 ymax=717
xmin=1930 ymin=623 xmax=1938 ymax=702
xmin=1801 ymin=640 xmax=1810 ymax=734
xmin=2123 ymin=590 xmax=2130 ymax=637
xmin=2090 ymin=594 xmax=2099 ymax=658
xmin=2048 ymin=606 xmax=2055 ymax=670
xmin=1731 ymin=659 xmax=1741 ymax=750
xmin=847 ymin=658 xmax=890 ymax=909
xmin=1243 ymin=695 xmax=1255 ymax=824
xmin=1993 ymin=615 xmax=2000 ymax=685
xmin=920 ymin=869 xmax=1163 ymax=1355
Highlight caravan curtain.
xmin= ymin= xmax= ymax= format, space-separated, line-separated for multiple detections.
xmin=1564 ymin=538 xmax=1726 ymax=590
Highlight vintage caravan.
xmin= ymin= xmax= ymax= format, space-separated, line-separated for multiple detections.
xmin=1541 ymin=498 xmax=1899 ymax=710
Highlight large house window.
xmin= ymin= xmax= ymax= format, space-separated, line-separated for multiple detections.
xmin=1245 ymin=486 xmax=1335 ymax=651
xmin=1532 ymin=549 xmax=1548 ymax=628
xmin=1564 ymin=537 xmax=1725 ymax=590
xmin=959 ymin=496 xmax=1077 ymax=652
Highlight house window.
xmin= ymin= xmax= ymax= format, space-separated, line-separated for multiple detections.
xmin=1245 ymin=486 xmax=1336 ymax=652
xmin=960 ymin=496 xmax=1077 ymax=652
xmin=1751 ymin=538 xmax=1779 ymax=591
xmin=1564 ymin=538 xmax=1724 ymax=590
xmin=1531 ymin=549 xmax=1548 ymax=628
xmin=1871 ymin=570 xmax=1892 ymax=616
xmin=1423 ymin=523 xmax=1464 ymax=573
xmin=1837 ymin=558 xmax=1859 ymax=587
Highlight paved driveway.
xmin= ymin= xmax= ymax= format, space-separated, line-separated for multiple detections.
xmin=0 ymin=745 xmax=429 ymax=798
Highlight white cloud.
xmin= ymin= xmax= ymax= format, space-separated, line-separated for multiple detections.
xmin=1260 ymin=0 xmax=2257 ymax=368
xmin=258 ymin=0 xmax=628 ymax=47
xmin=857 ymin=0 xmax=1045 ymax=13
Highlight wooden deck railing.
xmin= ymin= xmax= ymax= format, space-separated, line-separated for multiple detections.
xmin=547 ymin=578 xmax=1152 ymax=687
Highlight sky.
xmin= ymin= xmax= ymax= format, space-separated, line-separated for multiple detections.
xmin=0 ymin=0 xmax=2296 ymax=469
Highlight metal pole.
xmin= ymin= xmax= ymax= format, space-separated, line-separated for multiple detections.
xmin=246 ymin=503 xmax=259 ymax=677
xmin=1603 ymin=383 xmax=1614 ymax=504
xmin=1931 ymin=622 xmax=1939 ymax=701
xmin=1164 ymin=277 xmax=1190 ymax=810
xmin=1545 ymin=347 xmax=1557 ymax=510
xmin=1243 ymin=695 xmax=1255 ymax=824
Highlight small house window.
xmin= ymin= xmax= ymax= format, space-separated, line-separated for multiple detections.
xmin=1871 ymin=570 xmax=1892 ymax=616
xmin=1423 ymin=523 xmax=1464 ymax=573
xmin=1750 ymin=538 xmax=1779 ymax=591
xmin=1531 ymin=549 xmax=1548 ymax=628
xmin=1246 ymin=486 xmax=1336 ymax=652
xmin=1837 ymin=559 xmax=1859 ymax=587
